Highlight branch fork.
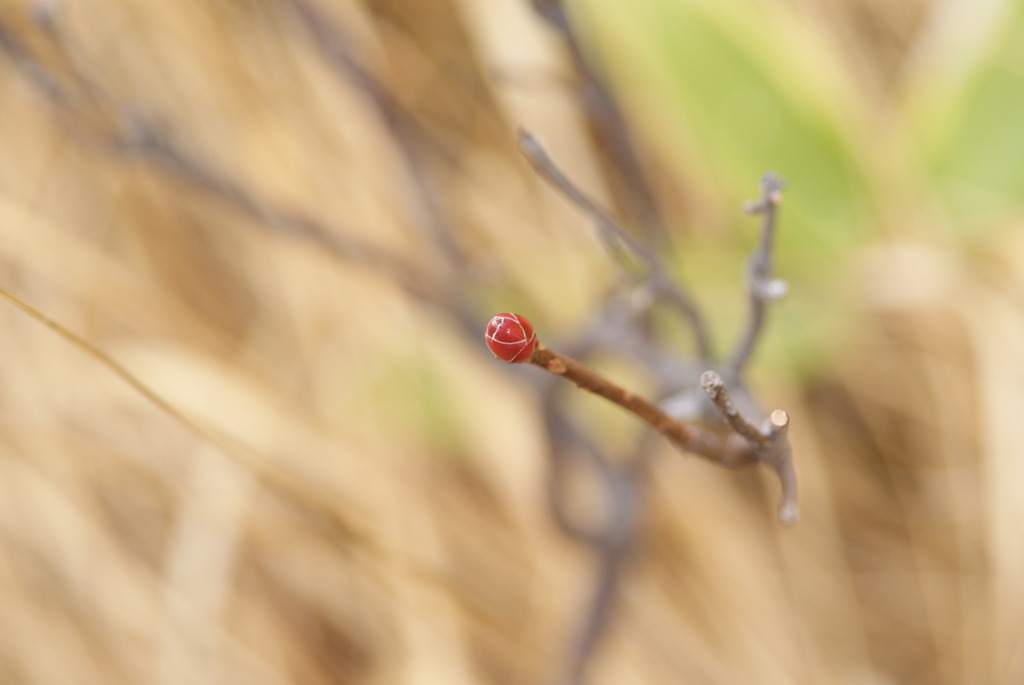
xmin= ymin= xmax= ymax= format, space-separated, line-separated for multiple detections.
xmin=700 ymin=370 xmax=797 ymax=524
xmin=495 ymin=139 xmax=800 ymax=525
xmin=529 ymin=342 xmax=798 ymax=524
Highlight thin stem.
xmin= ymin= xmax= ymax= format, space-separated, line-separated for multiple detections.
xmin=532 ymin=0 xmax=665 ymax=240
xmin=726 ymin=173 xmax=786 ymax=378
xmin=284 ymin=0 xmax=464 ymax=268
xmin=542 ymin=408 xmax=612 ymax=546
xmin=518 ymin=129 xmax=713 ymax=361
xmin=561 ymin=519 xmax=632 ymax=685
xmin=529 ymin=345 xmax=754 ymax=467
xmin=0 ymin=285 xmax=376 ymax=541
xmin=519 ymin=129 xmax=648 ymax=264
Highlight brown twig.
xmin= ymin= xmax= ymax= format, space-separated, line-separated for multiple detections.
xmin=529 ymin=344 xmax=754 ymax=468
xmin=527 ymin=339 xmax=798 ymax=522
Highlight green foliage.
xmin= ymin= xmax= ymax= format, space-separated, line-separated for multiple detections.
xmin=572 ymin=0 xmax=877 ymax=246
xmin=909 ymin=2 xmax=1024 ymax=229
xmin=569 ymin=0 xmax=1024 ymax=374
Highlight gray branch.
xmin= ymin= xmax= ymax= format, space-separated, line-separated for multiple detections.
xmin=701 ymin=371 xmax=798 ymax=524
xmin=726 ymin=173 xmax=787 ymax=378
xmin=517 ymin=128 xmax=713 ymax=361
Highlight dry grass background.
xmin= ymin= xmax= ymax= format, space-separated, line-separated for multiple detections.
xmin=0 ymin=0 xmax=1023 ymax=684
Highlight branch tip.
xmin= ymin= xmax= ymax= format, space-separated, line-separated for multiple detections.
xmin=778 ymin=500 xmax=799 ymax=526
xmin=700 ymin=370 xmax=764 ymax=444
xmin=516 ymin=127 xmax=541 ymax=158
xmin=769 ymin=408 xmax=789 ymax=430
xmin=760 ymin=171 xmax=786 ymax=195
xmin=743 ymin=173 xmax=786 ymax=214
xmin=700 ymin=369 xmax=722 ymax=393
xmin=760 ymin=278 xmax=788 ymax=301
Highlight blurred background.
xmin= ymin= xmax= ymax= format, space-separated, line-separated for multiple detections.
xmin=1 ymin=0 xmax=1023 ymax=683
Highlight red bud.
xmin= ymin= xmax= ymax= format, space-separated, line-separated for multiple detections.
xmin=485 ymin=313 xmax=537 ymax=363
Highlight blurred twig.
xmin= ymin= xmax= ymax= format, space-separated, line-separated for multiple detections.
xmin=0 ymin=11 xmax=487 ymax=337
xmin=531 ymin=0 xmax=665 ymax=239
xmin=518 ymin=127 xmax=796 ymax=684
xmin=518 ymin=129 xmax=713 ymax=362
xmin=542 ymin=395 xmax=652 ymax=685
xmin=559 ymin=462 xmax=641 ymax=685
xmin=726 ymin=173 xmax=787 ymax=378
xmin=283 ymin=0 xmax=465 ymax=268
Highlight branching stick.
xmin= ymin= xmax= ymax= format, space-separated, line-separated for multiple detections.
xmin=727 ymin=173 xmax=787 ymax=377
xmin=701 ymin=370 xmax=798 ymax=524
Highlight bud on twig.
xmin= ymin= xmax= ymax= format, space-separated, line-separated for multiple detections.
xmin=485 ymin=313 xmax=538 ymax=363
